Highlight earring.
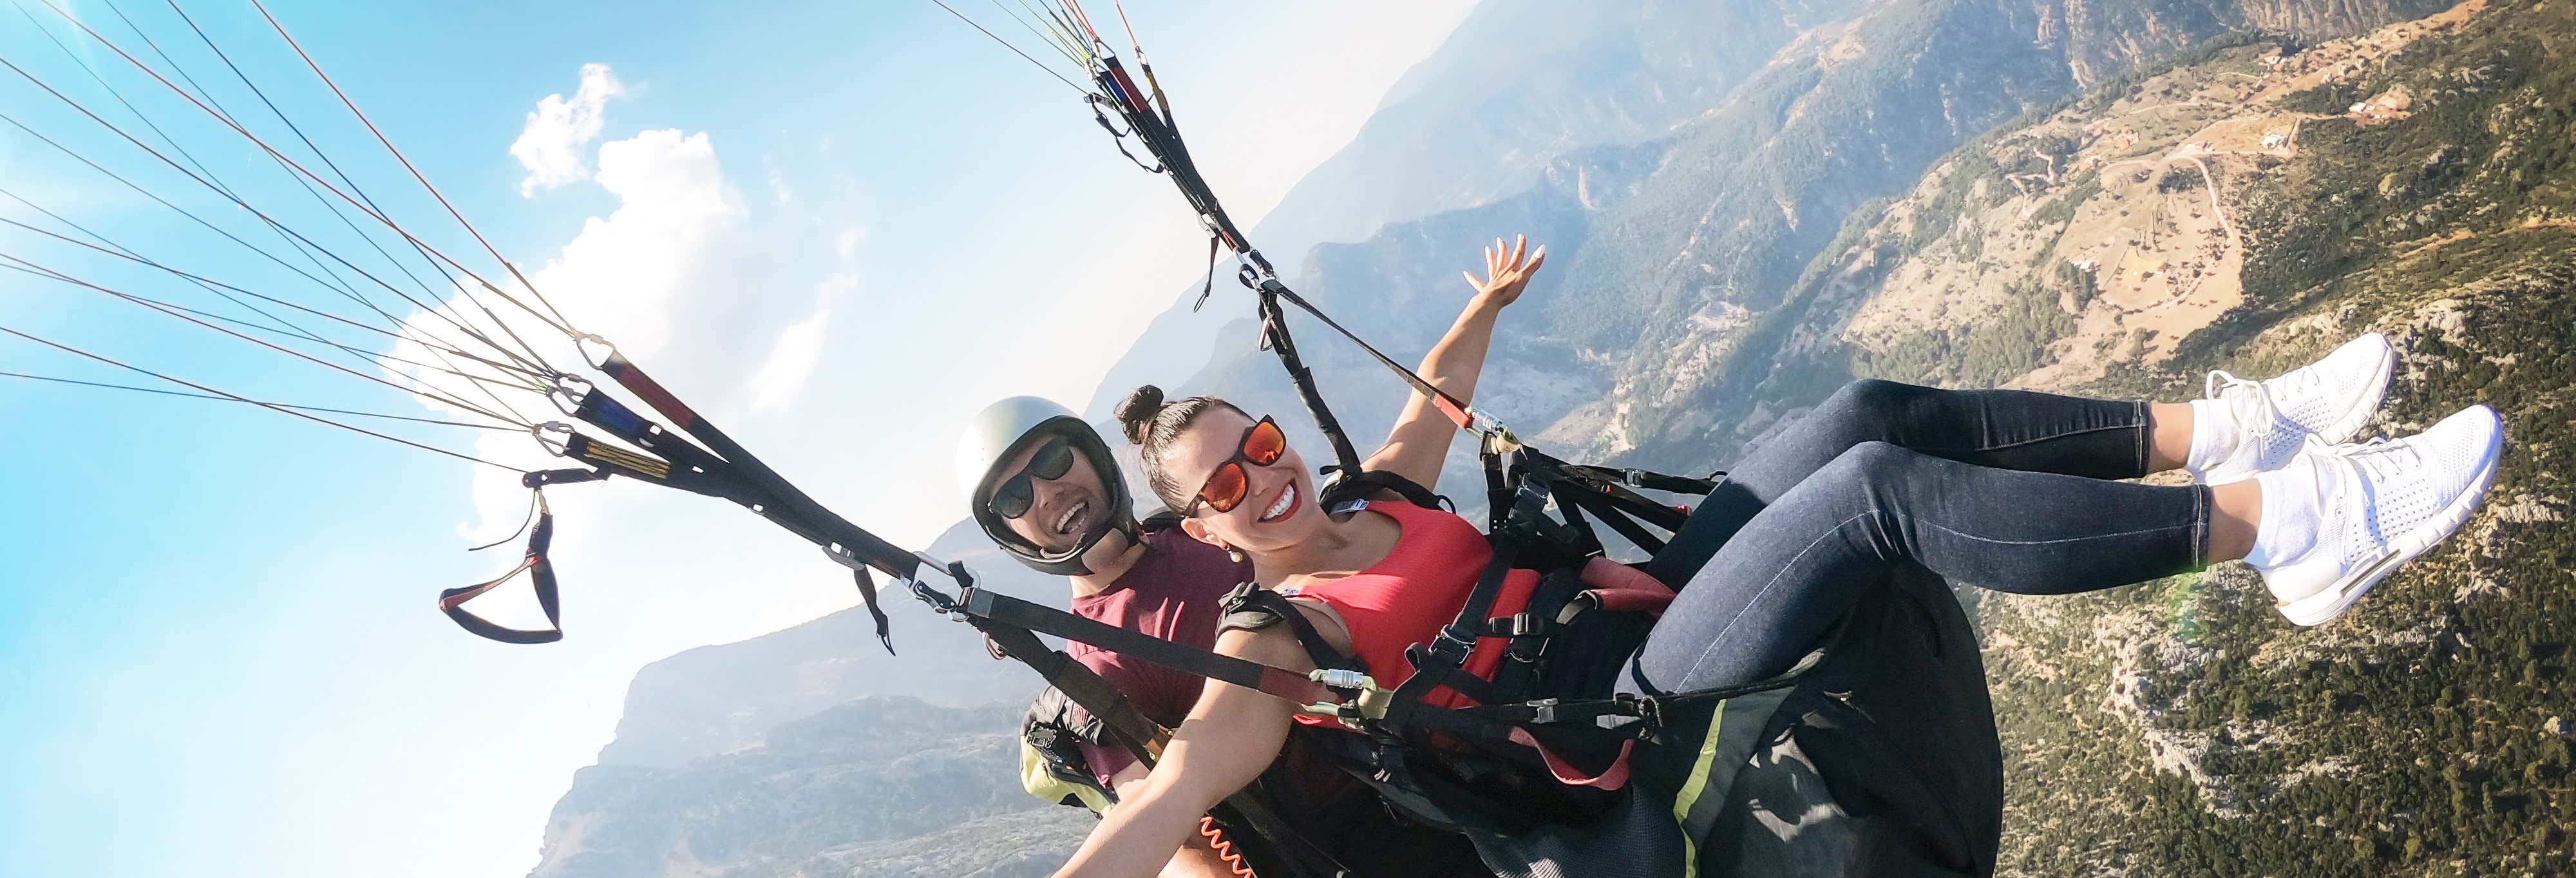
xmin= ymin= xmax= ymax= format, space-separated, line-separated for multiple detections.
xmin=1224 ymin=545 xmax=1245 ymax=563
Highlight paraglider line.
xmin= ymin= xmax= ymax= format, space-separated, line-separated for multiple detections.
xmin=0 ymin=323 xmax=529 ymax=472
xmin=929 ymin=0 xmax=1090 ymax=93
xmin=0 ymin=371 xmax=520 ymax=430
xmin=0 ymin=207 xmax=554 ymax=388
xmin=0 ymin=256 xmax=535 ymax=427
xmin=21 ymin=0 xmax=574 ymax=367
xmin=0 ymin=90 xmax=545 ymax=378
xmin=249 ymin=0 xmax=585 ymax=341
xmin=160 ymin=0 xmax=551 ymax=376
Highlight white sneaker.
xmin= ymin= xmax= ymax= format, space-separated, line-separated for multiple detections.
xmin=2253 ymin=405 xmax=2505 ymax=626
xmin=2192 ymin=333 xmax=2397 ymax=484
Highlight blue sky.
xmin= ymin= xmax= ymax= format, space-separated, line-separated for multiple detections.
xmin=0 ymin=1 xmax=1473 ymax=875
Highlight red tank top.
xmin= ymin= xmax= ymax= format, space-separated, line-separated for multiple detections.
xmin=1280 ymin=500 xmax=1540 ymax=722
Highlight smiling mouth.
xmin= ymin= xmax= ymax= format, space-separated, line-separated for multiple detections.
xmin=1052 ymin=500 xmax=1092 ymax=536
xmin=1255 ymin=482 xmax=1300 ymax=524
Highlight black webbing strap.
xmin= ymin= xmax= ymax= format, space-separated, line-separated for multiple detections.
xmin=1092 ymin=37 xmax=1490 ymax=481
xmin=1374 ymin=444 xmax=1529 ymax=723
xmin=1258 ymin=280 xmax=1478 ymax=434
xmin=560 ymin=401 xmax=908 ymax=651
xmin=838 ymin=564 xmax=896 ymax=654
xmin=1450 ymin=611 xmax=1854 ymax=731
xmin=1255 ymin=285 xmax=1365 ymax=479
xmin=1089 ymin=97 xmax=1164 ymax=173
xmin=1316 ymin=468 xmax=1451 ymax=512
xmin=965 ymin=588 xmax=1327 ymax=706
xmin=1561 ymin=464 xmax=1723 ymax=497
xmin=983 ymin=620 xmax=1352 ymax=878
xmin=438 ymin=497 xmax=563 ymax=644
xmin=1222 ymin=584 xmax=1361 ymax=675
xmin=1490 ymin=568 xmax=1586 ymax=703
xmin=1550 ymin=479 xmax=1669 ymax=557
xmin=1535 ymin=450 xmax=1694 ymax=531
xmin=592 ymin=352 xmax=920 ymax=581
xmin=1191 ymin=233 xmax=1221 ymax=311
xmin=1571 ymin=477 xmax=1691 ymax=532
xmin=558 ymin=354 xmax=918 ymax=653
xmin=1383 ymin=531 xmax=1522 ymax=726
xmin=983 ymin=624 xmax=1168 ymax=761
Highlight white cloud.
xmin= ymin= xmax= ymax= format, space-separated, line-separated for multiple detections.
xmin=746 ymin=271 xmax=853 ymax=413
xmin=765 ymin=158 xmax=793 ymax=205
xmin=539 ymin=128 xmax=745 ymax=357
xmin=834 ymin=226 xmax=866 ymax=262
xmin=510 ymin=64 xmax=626 ymax=196
xmin=400 ymin=123 xmax=851 ymax=541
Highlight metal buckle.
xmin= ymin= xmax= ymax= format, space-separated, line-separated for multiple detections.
xmin=1617 ymin=692 xmax=1665 ymax=727
xmin=898 ymin=575 xmax=960 ymax=616
xmin=1430 ymin=628 xmax=1478 ymax=661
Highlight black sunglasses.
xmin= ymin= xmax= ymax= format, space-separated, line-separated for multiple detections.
xmin=989 ymin=439 xmax=1078 ymax=520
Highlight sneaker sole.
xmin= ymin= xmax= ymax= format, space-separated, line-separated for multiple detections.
xmin=2316 ymin=336 xmax=2397 ymax=446
xmin=2277 ymin=416 xmax=2503 ymax=627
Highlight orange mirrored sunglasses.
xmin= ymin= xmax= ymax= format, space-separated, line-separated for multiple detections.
xmin=1184 ymin=417 xmax=1287 ymax=516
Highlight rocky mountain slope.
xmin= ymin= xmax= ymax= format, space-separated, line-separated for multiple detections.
xmin=1084 ymin=0 xmax=1879 ymax=417
xmin=584 ymin=519 xmax=1062 ymax=768
xmin=525 ymin=0 xmax=2571 ymax=874
xmin=528 ymin=697 xmax=1089 ymax=878
xmin=1502 ymin=0 xmax=2573 ymax=872
xmin=1819 ymin=4 xmax=2576 ymax=873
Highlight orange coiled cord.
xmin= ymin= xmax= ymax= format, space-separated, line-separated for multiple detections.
xmin=1198 ymin=816 xmax=1256 ymax=877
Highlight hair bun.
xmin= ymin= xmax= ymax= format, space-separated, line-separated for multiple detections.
xmin=1113 ymin=385 xmax=1167 ymax=444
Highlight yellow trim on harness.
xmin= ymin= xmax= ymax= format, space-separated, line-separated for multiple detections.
xmin=1020 ymin=739 xmax=1113 ymax=816
xmin=580 ymin=442 xmax=671 ymax=479
xmin=1669 ymin=700 xmax=1728 ymax=878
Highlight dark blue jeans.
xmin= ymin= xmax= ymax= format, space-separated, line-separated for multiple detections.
xmin=1627 ymin=379 xmax=2211 ymax=694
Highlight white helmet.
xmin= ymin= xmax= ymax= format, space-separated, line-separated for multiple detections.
xmin=956 ymin=396 xmax=1139 ymax=575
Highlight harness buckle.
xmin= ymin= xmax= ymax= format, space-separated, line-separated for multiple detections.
xmin=898 ymin=575 xmax=960 ymax=616
xmin=1617 ymin=692 xmax=1665 ymax=727
xmin=1428 ymin=628 xmax=1479 ymax=663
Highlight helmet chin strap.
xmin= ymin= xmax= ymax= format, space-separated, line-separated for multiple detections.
xmin=996 ymin=497 xmax=1142 ymax=577
xmin=1068 ymin=517 xmax=1147 ymax=577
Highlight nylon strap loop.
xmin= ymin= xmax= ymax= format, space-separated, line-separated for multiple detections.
xmin=437 ymin=496 xmax=562 ymax=644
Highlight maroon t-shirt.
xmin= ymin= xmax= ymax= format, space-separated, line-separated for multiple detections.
xmin=1062 ymin=524 xmax=1488 ymax=875
xmin=1068 ymin=522 xmax=1251 ymax=785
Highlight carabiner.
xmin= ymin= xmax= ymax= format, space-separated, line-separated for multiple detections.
xmin=573 ymin=334 xmax=618 ymax=370
xmin=532 ymin=421 xmax=576 ymax=457
xmin=548 ymin=373 xmax=595 ymax=417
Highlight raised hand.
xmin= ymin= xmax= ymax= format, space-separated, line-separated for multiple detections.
xmin=1461 ymin=234 xmax=1547 ymax=307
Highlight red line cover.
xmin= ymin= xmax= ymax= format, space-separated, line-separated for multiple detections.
xmin=605 ymin=355 xmax=697 ymax=429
